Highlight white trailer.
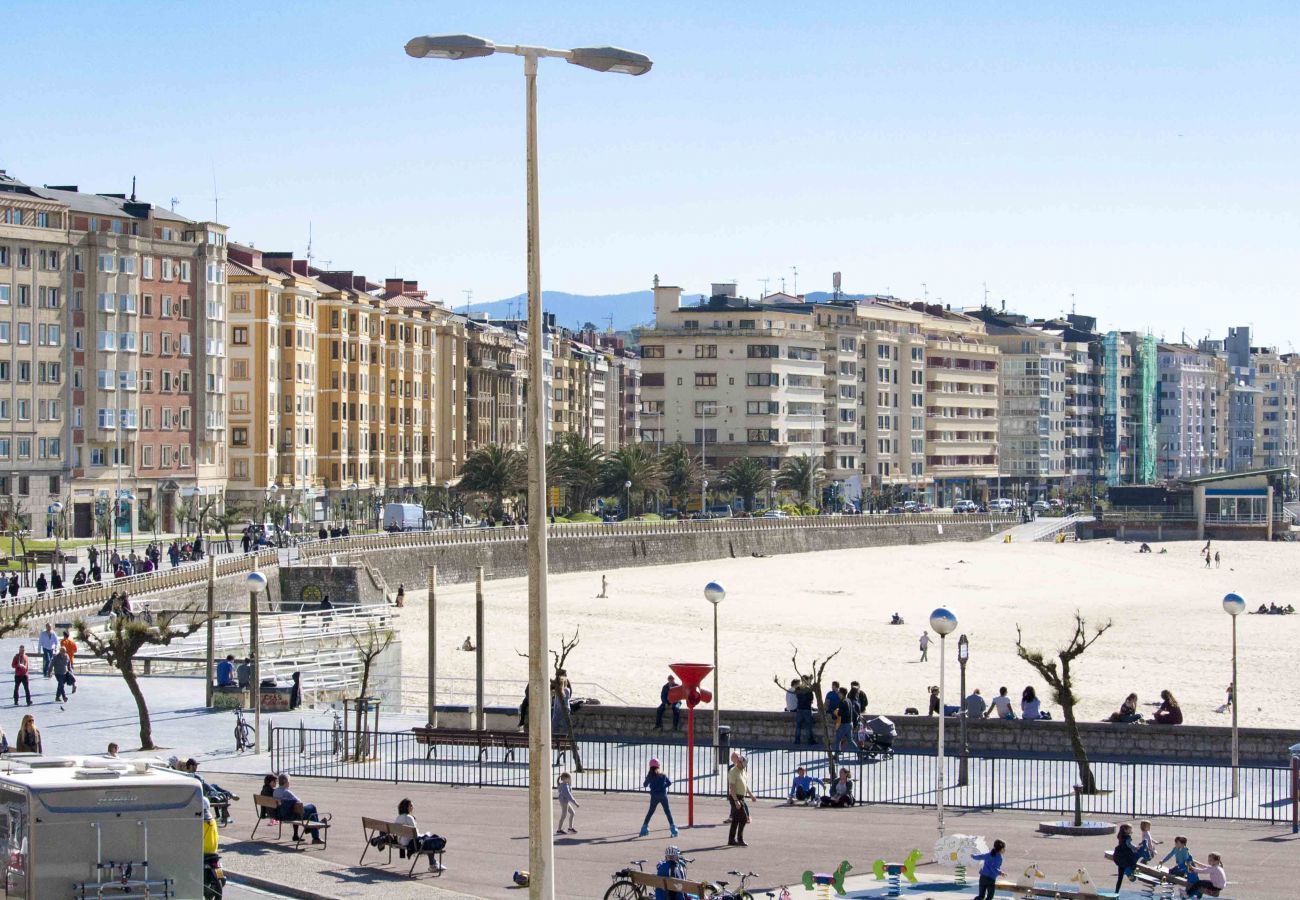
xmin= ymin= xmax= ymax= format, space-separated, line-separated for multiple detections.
xmin=0 ymin=755 xmax=203 ymax=898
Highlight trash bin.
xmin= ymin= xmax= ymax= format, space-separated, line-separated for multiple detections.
xmin=716 ymin=725 xmax=731 ymax=766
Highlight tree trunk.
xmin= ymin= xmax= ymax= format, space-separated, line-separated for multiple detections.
xmin=120 ymin=663 xmax=155 ymax=750
xmin=554 ymin=684 xmax=585 ymax=773
xmin=1061 ymin=698 xmax=1097 ymax=793
xmin=812 ymin=685 xmax=836 ymax=780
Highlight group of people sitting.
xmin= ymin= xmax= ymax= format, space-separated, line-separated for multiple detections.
xmin=787 ymin=765 xmax=858 ymax=808
xmin=1253 ymin=602 xmax=1295 ymax=615
xmin=1106 ymin=690 xmax=1183 ymax=726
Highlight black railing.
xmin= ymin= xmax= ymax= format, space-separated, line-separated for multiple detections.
xmin=271 ymin=727 xmax=1292 ymax=823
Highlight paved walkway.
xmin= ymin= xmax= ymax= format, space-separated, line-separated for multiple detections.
xmin=213 ymin=773 xmax=1293 ymax=899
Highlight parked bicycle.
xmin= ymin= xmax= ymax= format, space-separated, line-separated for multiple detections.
xmin=233 ymin=707 xmax=256 ymax=753
xmin=603 ymin=859 xmax=760 ymax=899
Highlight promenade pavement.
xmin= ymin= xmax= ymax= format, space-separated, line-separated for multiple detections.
xmin=214 ymin=773 xmax=1296 ymax=899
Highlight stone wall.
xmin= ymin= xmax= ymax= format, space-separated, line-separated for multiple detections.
xmin=570 ymin=705 xmax=1300 ymax=767
xmin=354 ymin=519 xmax=1000 ymax=587
xmin=279 ymin=566 xmax=378 ymax=611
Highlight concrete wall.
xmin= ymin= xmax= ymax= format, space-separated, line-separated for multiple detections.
xmin=355 ymin=519 xmax=999 ymax=587
xmin=279 ymin=566 xmax=378 ymax=611
xmin=570 ymin=705 xmax=1300 ymax=767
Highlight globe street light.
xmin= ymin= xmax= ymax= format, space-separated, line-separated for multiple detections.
xmin=704 ymin=582 xmax=725 ymax=769
xmin=1223 ymin=591 xmax=1245 ymax=797
xmin=929 ymin=607 xmax=958 ymax=836
xmin=957 ymin=633 xmax=970 ymax=787
xmin=624 ymin=480 xmax=632 ymax=520
xmin=405 ymin=33 xmax=651 ymax=900
xmin=247 ymin=570 xmax=268 ymax=752
xmin=48 ymin=501 xmax=65 ymax=582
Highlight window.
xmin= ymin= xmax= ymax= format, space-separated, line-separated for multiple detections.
xmin=118 ymin=293 xmax=137 ymax=313
xmin=0 ymin=286 xmax=7 ymax=304
xmin=179 ymin=261 xmax=191 ymax=282
xmin=747 ymin=344 xmax=779 ymax=358
xmin=142 ymin=256 xmax=154 ymax=279
xmin=641 ymin=345 xmax=664 ymax=359
xmin=746 ymin=372 xmax=776 ymax=387
xmin=694 ymin=344 xmax=717 ymax=358
xmin=98 ymin=253 xmax=115 ymax=272
xmin=118 ymin=255 xmax=135 ymax=275
xmin=16 ymin=323 xmax=29 ymax=345
xmin=232 ymin=327 xmax=248 ymax=345
xmin=232 ymin=427 xmax=248 ymax=446
xmin=694 ymin=401 xmax=717 ymax=416
xmin=0 ymin=323 xmax=8 ymax=344
xmin=118 ymin=332 xmax=137 ymax=352
xmin=694 ymin=372 xmax=717 ymax=387
xmin=16 ymin=286 xmax=28 ymax=306
xmin=180 ymin=334 xmax=192 ymax=356
xmin=693 ymin=428 xmax=717 ymax=443
xmin=747 ymin=401 xmax=779 ymax=415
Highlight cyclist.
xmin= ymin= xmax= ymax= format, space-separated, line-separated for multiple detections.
xmin=655 ymin=846 xmax=687 ymax=900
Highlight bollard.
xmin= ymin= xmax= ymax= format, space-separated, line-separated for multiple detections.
xmin=1073 ymin=784 xmax=1084 ymax=827
xmin=1292 ymin=755 xmax=1299 ymax=835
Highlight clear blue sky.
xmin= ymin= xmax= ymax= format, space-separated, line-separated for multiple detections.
xmin=4 ymin=2 xmax=1297 ymax=344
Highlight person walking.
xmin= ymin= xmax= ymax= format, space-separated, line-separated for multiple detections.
xmin=971 ymin=839 xmax=1006 ymax=900
xmin=395 ymin=584 xmax=405 ymax=607
xmin=11 ymin=645 xmax=31 ymax=706
xmin=38 ymin=624 xmax=59 ymax=678
xmin=6 ymin=573 xmax=16 ymax=599
xmin=654 ymin=675 xmax=680 ymax=731
xmin=60 ymin=630 xmax=77 ymax=692
xmin=639 ymin=758 xmax=677 ymax=838
xmin=52 ymin=647 xmax=71 ymax=704
xmin=34 ymin=573 xmax=47 ymax=595
xmin=556 ymin=772 xmax=579 ymax=834
xmin=726 ymin=753 xmax=754 ymax=847
xmin=15 ymin=714 xmax=40 ymax=753
xmin=794 ymin=679 xmax=815 ymax=745
xmin=919 ymin=630 xmax=931 ymax=662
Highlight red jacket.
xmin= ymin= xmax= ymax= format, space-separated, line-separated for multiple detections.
xmin=11 ymin=654 xmax=28 ymax=677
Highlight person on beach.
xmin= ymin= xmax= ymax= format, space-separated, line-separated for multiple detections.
xmin=987 ymin=686 xmax=1015 ymax=720
xmin=1112 ymin=823 xmax=1140 ymax=891
xmin=833 ymin=687 xmax=855 ymax=751
xmin=655 ymin=675 xmax=680 ymax=731
xmin=639 ymin=758 xmax=678 ymax=838
xmin=964 ymin=688 xmax=987 ymax=719
xmin=1107 ymin=693 xmax=1142 ymax=724
xmin=1137 ymin=820 xmax=1160 ymax=863
xmin=919 ymin=631 xmax=931 ymax=662
xmin=1184 ymin=853 xmax=1226 ymax=898
xmin=1021 ymin=686 xmax=1042 ymax=720
xmin=928 ymin=685 xmax=941 ymax=716
xmin=819 ymin=767 xmax=854 ymax=808
xmin=1214 ymin=551 xmax=1221 ymax=568
xmin=1153 ymin=691 xmax=1183 ymax=725
xmin=1161 ymin=836 xmax=1193 ymax=878
xmin=971 ymin=838 xmax=1006 ymax=900
xmin=726 ymin=753 xmax=754 ymax=846
xmin=556 ymin=772 xmax=579 ymax=834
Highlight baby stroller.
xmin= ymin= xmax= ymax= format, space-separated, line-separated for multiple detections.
xmin=856 ymin=715 xmax=896 ymax=761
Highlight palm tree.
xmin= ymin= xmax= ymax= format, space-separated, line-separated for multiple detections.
xmin=600 ymin=445 xmax=664 ymax=517
xmin=659 ymin=442 xmax=701 ymax=512
xmin=777 ymin=453 xmax=823 ymax=508
xmin=548 ymin=433 xmax=606 ymax=515
xmin=460 ymin=444 xmax=527 ymax=520
xmin=720 ymin=457 xmax=770 ymax=513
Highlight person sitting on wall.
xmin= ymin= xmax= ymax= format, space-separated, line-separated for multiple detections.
xmin=1106 ymin=692 xmax=1143 ymax=724
xmin=216 ymin=655 xmax=237 ymax=688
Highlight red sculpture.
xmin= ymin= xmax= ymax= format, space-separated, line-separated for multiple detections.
xmin=667 ymin=662 xmax=713 ymax=827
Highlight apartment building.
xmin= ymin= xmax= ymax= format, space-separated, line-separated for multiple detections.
xmin=1033 ymin=316 xmax=1104 ymax=492
xmin=1155 ymin=343 xmax=1227 ymax=480
xmin=465 ymin=318 xmax=526 ymax=451
xmin=0 ymin=175 xmax=69 ymax=536
xmin=1249 ymin=348 xmax=1299 ymax=474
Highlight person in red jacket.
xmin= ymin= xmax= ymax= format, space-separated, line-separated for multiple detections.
xmin=11 ymin=645 xmax=31 ymax=706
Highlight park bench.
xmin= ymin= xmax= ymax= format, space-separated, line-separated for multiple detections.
xmin=359 ymin=816 xmax=446 ymax=877
xmin=1102 ymin=850 xmax=1190 ymax=888
xmin=411 ymin=726 xmax=573 ymax=764
xmin=624 ymin=866 xmax=711 ymax=897
xmin=251 ymin=795 xmax=332 ymax=849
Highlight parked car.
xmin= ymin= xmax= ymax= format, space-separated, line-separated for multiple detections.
xmin=953 ymin=500 xmax=979 ymax=513
xmin=1032 ymin=500 xmax=1051 ymax=513
xmin=761 ymin=509 xmax=789 ymax=518
xmin=707 ymin=505 xmax=734 ymax=519
xmin=990 ymin=498 xmax=1014 ymax=512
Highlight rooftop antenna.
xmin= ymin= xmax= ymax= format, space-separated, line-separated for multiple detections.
xmin=983 ymin=281 xmax=990 ymax=307
xmin=305 ymin=222 xmax=314 ymax=265
xmin=779 ymin=276 xmax=786 ymax=293
xmin=759 ymin=277 xmax=770 ymax=298
xmin=462 ymin=289 xmax=473 ymax=316
xmin=130 ymin=176 xmax=137 ymax=203
xmin=211 ymin=163 xmax=220 ymax=223
xmin=169 ymin=197 xmax=179 ymax=212
xmin=1070 ymin=292 xmax=1076 ymax=315
xmin=922 ymin=282 xmax=928 ymax=302
xmin=791 ymin=265 xmax=799 ymax=296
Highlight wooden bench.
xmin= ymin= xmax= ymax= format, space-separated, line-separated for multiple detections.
xmin=411 ymin=727 xmax=573 ymax=764
xmin=625 ymin=869 xmax=710 ymax=897
xmin=359 ymin=816 xmax=445 ymax=877
xmin=252 ymin=795 xmax=332 ymax=849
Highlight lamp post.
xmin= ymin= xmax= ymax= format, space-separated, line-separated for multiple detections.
xmin=957 ymin=634 xmax=970 ymax=786
xmin=929 ymin=607 xmax=958 ymax=837
xmin=701 ymin=479 xmax=709 ymax=518
xmin=1223 ymin=592 xmax=1245 ymax=797
xmin=704 ymin=582 xmax=725 ymax=769
xmin=48 ymin=501 xmax=64 ymax=581
xmin=624 ymin=479 xmax=632 ymax=520
xmin=246 ymin=570 xmax=268 ymax=752
xmin=405 ymin=33 xmax=651 ymax=900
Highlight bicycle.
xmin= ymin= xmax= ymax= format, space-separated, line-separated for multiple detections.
xmin=764 ymin=890 xmax=792 ymax=900
xmin=713 ymin=870 xmax=760 ymax=900
xmin=233 ymin=707 xmax=256 ymax=753
xmin=604 ymin=858 xmax=711 ymax=899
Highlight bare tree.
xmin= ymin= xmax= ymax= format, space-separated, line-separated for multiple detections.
xmin=773 ymin=645 xmax=842 ymax=779
xmin=75 ymin=606 xmax=208 ymax=751
xmin=347 ymin=620 xmax=395 ymax=761
xmin=1015 ymin=611 xmax=1113 ymax=794
xmin=518 ymin=627 xmax=585 ymax=772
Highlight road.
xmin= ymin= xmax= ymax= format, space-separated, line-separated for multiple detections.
xmin=227 ymin=881 xmax=292 ymax=898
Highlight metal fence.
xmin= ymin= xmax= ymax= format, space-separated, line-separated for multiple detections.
xmin=271 ymin=727 xmax=1293 ymax=824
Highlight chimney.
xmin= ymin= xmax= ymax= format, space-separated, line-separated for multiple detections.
xmin=385 ymin=277 xmax=405 ymax=296
xmin=710 ymin=282 xmax=738 ymax=299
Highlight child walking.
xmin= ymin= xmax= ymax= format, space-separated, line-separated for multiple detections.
xmin=639 ymin=757 xmax=678 ymax=838
xmin=971 ymin=839 xmax=1005 ymax=900
xmin=1137 ymin=820 xmax=1160 ymax=863
xmin=556 ymin=772 xmax=578 ymax=835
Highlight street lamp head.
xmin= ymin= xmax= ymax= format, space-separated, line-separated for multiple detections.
xmin=1222 ymin=592 xmax=1246 ymax=616
xmin=405 ymin=34 xmax=496 ymax=60
xmin=704 ymin=581 xmax=725 ymax=605
xmin=49 ymin=501 xmax=63 ymax=514
xmin=957 ymin=633 xmax=970 ymax=661
xmin=624 ymin=480 xmax=632 ymax=489
xmin=929 ymin=607 xmax=958 ymax=636
xmin=567 ymin=46 xmax=653 ymax=76
xmin=246 ymin=571 xmax=268 ymax=594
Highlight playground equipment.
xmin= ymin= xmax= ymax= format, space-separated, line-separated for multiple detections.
xmin=870 ymin=849 xmax=921 ymax=897
xmin=665 ymin=662 xmax=713 ymax=828
xmin=933 ymin=833 xmax=987 ymax=888
xmin=800 ymin=860 xmax=851 ymax=897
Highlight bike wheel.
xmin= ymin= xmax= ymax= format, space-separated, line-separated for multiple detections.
xmin=602 ymin=880 xmax=642 ymax=900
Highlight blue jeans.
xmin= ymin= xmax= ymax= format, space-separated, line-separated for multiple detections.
xmin=642 ymin=795 xmax=675 ymax=829
xmin=834 ymin=723 xmax=852 ymax=750
xmin=41 ymin=648 xmax=53 ymax=677
xmin=794 ymin=709 xmax=814 ymax=743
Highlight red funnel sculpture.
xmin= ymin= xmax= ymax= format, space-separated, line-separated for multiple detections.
xmin=667 ymin=662 xmax=713 ymax=827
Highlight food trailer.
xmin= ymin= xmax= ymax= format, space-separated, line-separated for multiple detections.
xmin=0 ymin=755 xmax=203 ymax=898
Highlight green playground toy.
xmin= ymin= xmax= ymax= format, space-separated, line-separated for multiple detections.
xmin=800 ymin=860 xmax=852 ymax=896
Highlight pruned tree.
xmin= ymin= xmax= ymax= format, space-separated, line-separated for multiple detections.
xmin=772 ymin=645 xmax=842 ymax=779
xmin=137 ymin=501 xmax=160 ymax=544
xmin=517 ymin=626 xmax=585 ymax=772
xmin=1015 ymin=611 xmax=1113 ymax=793
xmin=75 ymin=606 xmax=209 ymax=750
xmin=347 ymin=621 xmax=395 ymax=761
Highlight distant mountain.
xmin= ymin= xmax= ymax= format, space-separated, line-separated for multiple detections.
xmin=469 ymin=291 xmax=653 ymax=332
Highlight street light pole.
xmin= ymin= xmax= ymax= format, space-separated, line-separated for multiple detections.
xmin=405 ymin=33 xmax=651 ymax=900
xmin=957 ymin=634 xmax=969 ymax=787
xmin=930 ymin=607 xmax=957 ymax=837
xmin=1223 ymin=592 xmax=1245 ymax=797
xmin=624 ymin=479 xmax=632 ymax=519
xmin=247 ymin=570 xmax=268 ymax=752
xmin=705 ymin=582 xmax=725 ymax=772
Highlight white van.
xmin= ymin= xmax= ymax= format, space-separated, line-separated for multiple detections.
xmin=0 ymin=755 xmax=203 ymax=897
xmin=990 ymin=498 xmax=1014 ymax=512
xmin=382 ymin=502 xmax=427 ymax=532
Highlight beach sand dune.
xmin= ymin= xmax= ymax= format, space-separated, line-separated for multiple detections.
xmin=391 ymin=539 xmax=1299 ymax=728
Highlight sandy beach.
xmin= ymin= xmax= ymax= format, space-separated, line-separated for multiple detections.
xmin=389 ymin=538 xmax=1300 ymax=728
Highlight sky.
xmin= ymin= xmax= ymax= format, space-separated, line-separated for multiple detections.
xmin=3 ymin=2 xmax=1298 ymax=344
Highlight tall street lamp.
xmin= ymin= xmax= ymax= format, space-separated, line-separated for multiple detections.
xmin=957 ymin=633 xmax=970 ymax=787
xmin=405 ymin=33 xmax=651 ymax=900
xmin=929 ymin=607 xmax=958 ymax=837
xmin=247 ymin=570 xmax=268 ymax=752
xmin=624 ymin=480 xmax=632 ymax=520
xmin=1223 ymin=591 xmax=1245 ymax=797
xmin=48 ymin=501 xmax=65 ymax=582
xmin=704 ymin=582 xmax=725 ymax=769
xmin=701 ymin=479 xmax=709 ymax=517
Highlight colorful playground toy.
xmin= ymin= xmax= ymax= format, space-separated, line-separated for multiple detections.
xmin=801 ymin=860 xmax=852 ymax=896
xmin=870 ymin=850 xmax=921 ymax=897
xmin=933 ymin=834 xmax=988 ymax=887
